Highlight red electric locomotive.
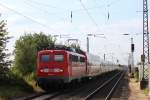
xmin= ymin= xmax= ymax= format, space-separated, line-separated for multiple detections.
xmin=37 ymin=45 xmax=88 ymax=90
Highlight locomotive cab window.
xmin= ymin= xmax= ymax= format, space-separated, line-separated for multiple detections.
xmin=41 ymin=55 xmax=49 ymax=62
xmin=54 ymin=54 xmax=64 ymax=62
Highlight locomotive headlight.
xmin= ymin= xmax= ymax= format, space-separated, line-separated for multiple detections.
xmin=53 ymin=68 xmax=63 ymax=72
xmin=40 ymin=68 xmax=63 ymax=73
xmin=49 ymin=68 xmax=63 ymax=72
xmin=40 ymin=68 xmax=49 ymax=73
xmin=43 ymin=68 xmax=49 ymax=73
xmin=40 ymin=69 xmax=44 ymax=72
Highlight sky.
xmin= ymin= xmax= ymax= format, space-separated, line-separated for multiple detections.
xmin=0 ymin=0 xmax=149 ymax=65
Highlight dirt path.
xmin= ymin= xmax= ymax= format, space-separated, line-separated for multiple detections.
xmin=128 ymin=79 xmax=148 ymax=100
xmin=112 ymin=75 xmax=148 ymax=100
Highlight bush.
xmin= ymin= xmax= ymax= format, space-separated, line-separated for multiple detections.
xmin=134 ymin=67 xmax=139 ymax=82
xmin=13 ymin=32 xmax=55 ymax=76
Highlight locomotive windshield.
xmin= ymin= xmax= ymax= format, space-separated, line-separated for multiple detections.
xmin=54 ymin=54 xmax=64 ymax=62
xmin=41 ymin=55 xmax=49 ymax=62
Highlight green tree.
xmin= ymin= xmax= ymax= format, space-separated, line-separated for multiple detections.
xmin=13 ymin=32 xmax=55 ymax=76
xmin=0 ymin=20 xmax=11 ymax=80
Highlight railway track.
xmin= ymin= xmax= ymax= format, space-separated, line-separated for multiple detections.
xmin=84 ymin=70 xmax=125 ymax=100
xmin=20 ymin=90 xmax=67 ymax=100
xmin=17 ymin=70 xmax=125 ymax=100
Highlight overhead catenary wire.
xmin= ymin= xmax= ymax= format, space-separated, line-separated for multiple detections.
xmin=26 ymin=0 xmax=122 ymax=14
xmin=0 ymin=2 xmax=58 ymax=33
xmin=24 ymin=0 xmax=83 ymax=33
xmin=106 ymin=0 xmax=122 ymax=20
xmin=25 ymin=0 xmax=123 ymax=26
xmin=107 ymin=0 xmax=122 ymax=7
xmin=78 ymin=0 xmax=101 ymax=32
xmin=27 ymin=0 xmax=102 ymax=13
xmin=0 ymin=0 xmax=123 ymax=35
xmin=24 ymin=0 xmax=67 ymax=23
xmin=29 ymin=0 xmax=122 ymax=30
xmin=27 ymin=0 xmax=65 ymax=9
xmin=25 ymin=0 xmax=83 ymax=35
xmin=94 ymin=0 xmax=122 ymax=21
xmin=71 ymin=11 xmax=72 ymax=23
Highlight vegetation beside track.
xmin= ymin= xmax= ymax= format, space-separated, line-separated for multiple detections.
xmin=0 ymin=72 xmax=44 ymax=100
xmin=0 ymin=19 xmax=55 ymax=99
xmin=0 ymin=73 xmax=32 ymax=99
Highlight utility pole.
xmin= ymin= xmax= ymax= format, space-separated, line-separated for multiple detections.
xmin=140 ymin=0 xmax=149 ymax=89
xmin=128 ymin=53 xmax=131 ymax=72
xmin=87 ymin=37 xmax=89 ymax=52
xmin=86 ymin=33 xmax=105 ymax=53
xmin=131 ymin=38 xmax=134 ymax=76
xmin=104 ymin=54 xmax=106 ymax=61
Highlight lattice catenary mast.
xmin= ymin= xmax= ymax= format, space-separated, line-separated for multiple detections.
xmin=140 ymin=0 xmax=149 ymax=89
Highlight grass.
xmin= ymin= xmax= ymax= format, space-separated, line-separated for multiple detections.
xmin=134 ymin=71 xmax=139 ymax=82
xmin=133 ymin=71 xmax=149 ymax=96
xmin=143 ymin=88 xmax=149 ymax=96
xmin=0 ymin=85 xmax=30 ymax=100
xmin=0 ymin=73 xmax=42 ymax=100
xmin=24 ymin=75 xmax=43 ymax=92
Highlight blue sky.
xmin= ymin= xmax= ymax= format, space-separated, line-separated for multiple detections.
xmin=0 ymin=0 xmax=149 ymax=64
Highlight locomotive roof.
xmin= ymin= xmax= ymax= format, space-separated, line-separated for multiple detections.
xmin=38 ymin=44 xmax=85 ymax=55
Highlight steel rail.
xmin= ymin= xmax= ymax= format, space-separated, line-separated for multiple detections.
xmin=84 ymin=71 xmax=123 ymax=100
xmin=42 ymin=88 xmax=76 ymax=100
xmin=105 ymin=71 xmax=125 ymax=100
xmin=20 ymin=92 xmax=47 ymax=100
xmin=21 ymin=91 xmax=60 ymax=100
xmin=43 ymin=91 xmax=64 ymax=100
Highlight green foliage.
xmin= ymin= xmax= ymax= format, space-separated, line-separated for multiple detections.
xmin=0 ymin=20 xmax=11 ymax=81
xmin=13 ymin=32 xmax=55 ymax=76
xmin=134 ymin=67 xmax=139 ymax=82
xmin=0 ymin=71 xmax=34 ymax=99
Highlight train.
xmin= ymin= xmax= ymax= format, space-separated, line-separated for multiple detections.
xmin=36 ymin=45 xmax=120 ymax=90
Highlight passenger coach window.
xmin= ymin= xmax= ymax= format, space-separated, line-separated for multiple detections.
xmin=54 ymin=55 xmax=64 ymax=62
xmin=41 ymin=55 xmax=49 ymax=62
xmin=80 ymin=57 xmax=85 ymax=62
xmin=72 ymin=55 xmax=78 ymax=62
xmin=69 ymin=55 xmax=79 ymax=62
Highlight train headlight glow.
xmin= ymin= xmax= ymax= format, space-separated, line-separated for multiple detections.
xmin=49 ymin=68 xmax=63 ymax=72
xmin=43 ymin=68 xmax=49 ymax=72
xmin=40 ymin=68 xmax=49 ymax=73
xmin=40 ymin=68 xmax=63 ymax=73
xmin=54 ymin=68 xmax=63 ymax=72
